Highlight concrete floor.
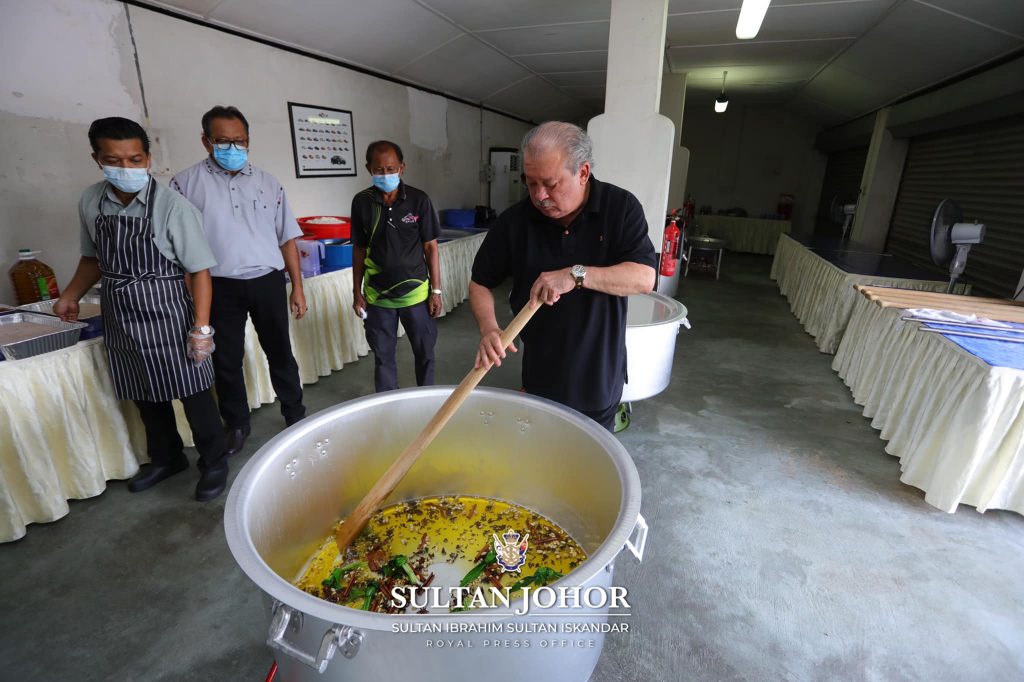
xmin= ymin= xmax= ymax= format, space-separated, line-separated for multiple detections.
xmin=2 ymin=253 xmax=1023 ymax=681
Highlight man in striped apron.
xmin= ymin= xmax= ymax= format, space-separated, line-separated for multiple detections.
xmin=351 ymin=140 xmax=443 ymax=392
xmin=55 ymin=117 xmax=229 ymax=502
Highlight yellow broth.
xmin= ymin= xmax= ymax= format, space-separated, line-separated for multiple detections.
xmin=294 ymin=495 xmax=586 ymax=612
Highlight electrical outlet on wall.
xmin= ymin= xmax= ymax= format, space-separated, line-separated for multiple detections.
xmin=480 ymin=162 xmax=495 ymax=183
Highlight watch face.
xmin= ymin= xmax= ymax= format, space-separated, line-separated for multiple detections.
xmin=572 ymin=265 xmax=586 ymax=278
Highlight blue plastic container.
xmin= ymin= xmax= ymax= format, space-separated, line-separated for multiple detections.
xmin=440 ymin=209 xmax=476 ymax=227
xmin=321 ymin=239 xmax=352 ymax=272
xmin=79 ymin=316 xmax=104 ymax=340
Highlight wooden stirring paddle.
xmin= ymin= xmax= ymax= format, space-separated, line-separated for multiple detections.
xmin=334 ymin=301 xmax=540 ymax=553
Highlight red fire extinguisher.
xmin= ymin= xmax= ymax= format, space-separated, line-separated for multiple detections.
xmin=660 ymin=213 xmax=682 ymax=277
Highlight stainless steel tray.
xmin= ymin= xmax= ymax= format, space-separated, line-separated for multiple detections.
xmin=18 ymin=294 xmax=101 ymax=317
xmin=15 ymin=300 xmax=58 ymax=315
xmin=17 ymin=295 xmax=104 ymax=340
xmin=0 ymin=312 xmax=88 ymax=361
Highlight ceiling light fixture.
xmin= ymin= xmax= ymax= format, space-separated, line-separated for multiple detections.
xmin=715 ymin=71 xmax=729 ymax=113
xmin=736 ymin=0 xmax=771 ymax=40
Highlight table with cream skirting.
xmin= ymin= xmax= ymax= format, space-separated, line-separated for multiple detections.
xmin=215 ymin=232 xmax=484 ymax=413
xmin=0 ymin=233 xmax=485 ymax=542
xmin=693 ymin=215 xmax=791 ymax=255
xmin=770 ymin=233 xmax=964 ymax=354
xmin=832 ymin=293 xmax=1024 ymax=515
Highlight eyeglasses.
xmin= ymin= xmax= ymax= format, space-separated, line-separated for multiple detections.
xmin=370 ymin=166 xmax=401 ymax=175
xmin=210 ymin=139 xmax=249 ymax=151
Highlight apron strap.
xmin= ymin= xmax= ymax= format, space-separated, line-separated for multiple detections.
xmin=102 ymin=271 xmax=184 ymax=292
xmin=143 ymin=177 xmax=157 ymax=221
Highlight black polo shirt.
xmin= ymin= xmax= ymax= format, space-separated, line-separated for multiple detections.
xmin=351 ymin=182 xmax=441 ymax=292
xmin=471 ymin=176 xmax=657 ymax=412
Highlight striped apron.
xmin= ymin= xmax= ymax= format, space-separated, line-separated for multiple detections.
xmin=95 ymin=180 xmax=214 ymax=402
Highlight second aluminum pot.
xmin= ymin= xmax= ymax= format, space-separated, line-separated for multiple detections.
xmin=622 ymin=292 xmax=689 ymax=402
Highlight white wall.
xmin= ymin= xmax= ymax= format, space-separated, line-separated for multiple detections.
xmin=0 ymin=0 xmax=531 ymax=303
xmin=680 ymin=104 xmax=826 ymax=235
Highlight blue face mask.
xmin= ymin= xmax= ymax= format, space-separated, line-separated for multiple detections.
xmin=213 ymin=145 xmax=248 ymax=172
xmin=102 ymin=166 xmax=150 ymax=194
xmin=372 ymin=173 xmax=401 ymax=193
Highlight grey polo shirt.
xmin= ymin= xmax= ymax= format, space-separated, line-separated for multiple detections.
xmin=170 ymin=158 xmax=303 ymax=279
xmin=79 ymin=178 xmax=217 ymax=273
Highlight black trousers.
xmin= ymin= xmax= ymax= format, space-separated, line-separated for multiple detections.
xmin=363 ymin=301 xmax=436 ymax=392
xmin=211 ymin=270 xmax=305 ymax=428
xmin=579 ymin=401 xmax=619 ymax=433
xmin=134 ymin=390 xmax=225 ymax=467
xmin=525 ymin=384 xmax=621 ymax=433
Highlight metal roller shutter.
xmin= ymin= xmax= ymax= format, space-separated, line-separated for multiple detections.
xmin=886 ymin=114 xmax=1024 ymax=297
xmin=815 ymin=147 xmax=868 ymax=237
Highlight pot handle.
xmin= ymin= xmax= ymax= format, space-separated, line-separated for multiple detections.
xmin=624 ymin=512 xmax=649 ymax=561
xmin=267 ymin=601 xmax=363 ymax=672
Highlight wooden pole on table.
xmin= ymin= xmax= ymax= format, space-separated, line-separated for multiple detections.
xmin=901 ymin=316 xmax=1024 ymax=333
xmin=855 ymin=285 xmax=1024 ymax=308
xmin=854 ymin=285 xmax=1024 ymax=323
xmin=918 ymin=328 xmax=1024 ymax=343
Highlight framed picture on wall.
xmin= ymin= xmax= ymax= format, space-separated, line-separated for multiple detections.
xmin=287 ymin=102 xmax=357 ymax=178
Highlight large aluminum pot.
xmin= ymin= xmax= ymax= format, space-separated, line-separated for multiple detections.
xmin=225 ymin=387 xmax=648 ymax=682
xmin=622 ymin=292 xmax=689 ymax=402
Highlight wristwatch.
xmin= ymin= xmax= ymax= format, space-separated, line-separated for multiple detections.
xmin=191 ymin=324 xmax=213 ymax=335
xmin=571 ymin=264 xmax=587 ymax=289
xmin=431 ymin=288 xmax=442 ymax=295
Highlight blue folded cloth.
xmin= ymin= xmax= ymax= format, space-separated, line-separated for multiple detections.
xmin=922 ymin=321 xmax=1024 ymax=370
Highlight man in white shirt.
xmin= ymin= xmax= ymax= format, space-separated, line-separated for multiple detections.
xmin=171 ymin=105 xmax=307 ymax=455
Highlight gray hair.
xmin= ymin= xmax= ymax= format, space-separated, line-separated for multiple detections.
xmin=521 ymin=121 xmax=594 ymax=174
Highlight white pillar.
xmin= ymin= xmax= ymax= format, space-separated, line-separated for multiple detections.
xmin=660 ymin=73 xmax=690 ymax=210
xmin=587 ymin=0 xmax=675 ymax=294
xmin=656 ymin=72 xmax=689 ymax=296
xmin=852 ymin=107 xmax=908 ymax=250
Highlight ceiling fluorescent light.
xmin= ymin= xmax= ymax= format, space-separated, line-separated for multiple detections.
xmin=715 ymin=70 xmax=729 ymax=113
xmin=736 ymin=0 xmax=771 ymax=39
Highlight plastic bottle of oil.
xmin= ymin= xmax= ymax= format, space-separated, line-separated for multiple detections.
xmin=9 ymin=249 xmax=60 ymax=304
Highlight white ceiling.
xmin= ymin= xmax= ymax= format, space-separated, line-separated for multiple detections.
xmin=140 ymin=0 xmax=1024 ymax=127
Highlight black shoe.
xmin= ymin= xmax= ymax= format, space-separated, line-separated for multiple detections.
xmin=195 ymin=459 xmax=229 ymax=502
xmin=224 ymin=425 xmax=251 ymax=456
xmin=285 ymin=412 xmax=306 ymax=427
xmin=128 ymin=460 xmax=188 ymax=493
